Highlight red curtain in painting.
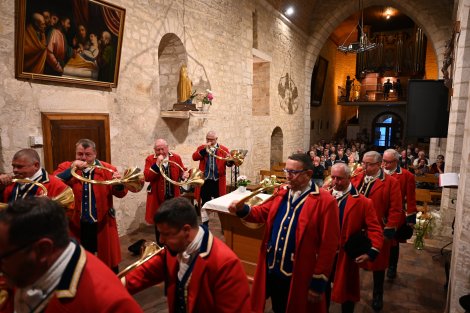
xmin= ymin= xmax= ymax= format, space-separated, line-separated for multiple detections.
xmin=101 ymin=6 xmax=121 ymax=37
xmin=72 ymin=0 xmax=89 ymax=28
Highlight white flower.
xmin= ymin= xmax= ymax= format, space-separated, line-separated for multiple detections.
xmin=237 ymin=175 xmax=248 ymax=182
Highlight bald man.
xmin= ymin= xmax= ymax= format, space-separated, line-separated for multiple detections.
xmin=144 ymin=138 xmax=189 ymax=241
xmin=192 ymin=130 xmax=232 ymax=226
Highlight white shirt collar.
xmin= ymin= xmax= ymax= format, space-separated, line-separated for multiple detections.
xmin=177 ymin=226 xmax=204 ymax=280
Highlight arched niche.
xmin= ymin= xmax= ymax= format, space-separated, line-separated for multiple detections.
xmin=270 ymin=127 xmax=283 ymax=168
xmin=158 ymin=34 xmax=188 ymax=111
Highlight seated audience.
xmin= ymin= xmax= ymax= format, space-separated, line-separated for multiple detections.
xmin=430 ymin=155 xmax=445 ymax=175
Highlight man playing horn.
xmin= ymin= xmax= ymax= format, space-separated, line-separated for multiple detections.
xmin=229 ymin=153 xmax=340 ymax=313
xmin=144 ymin=138 xmax=189 ymax=241
xmin=192 ymin=130 xmax=232 ymax=226
xmin=0 ymin=149 xmax=72 ymax=208
xmin=122 ymin=197 xmax=250 ymax=312
xmin=54 ymin=138 xmax=127 ymax=273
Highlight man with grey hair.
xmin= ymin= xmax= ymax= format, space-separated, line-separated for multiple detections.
xmin=97 ymin=30 xmax=116 ymax=82
xmin=327 ymin=162 xmax=383 ymax=313
xmin=0 ymin=149 xmax=71 ymax=207
xmin=382 ymin=148 xmax=416 ymax=279
xmin=351 ymin=151 xmax=402 ymax=311
xmin=192 ymin=130 xmax=232 ymax=226
xmin=143 ymin=138 xmax=189 ymax=241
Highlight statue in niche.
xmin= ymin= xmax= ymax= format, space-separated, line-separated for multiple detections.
xmin=177 ymin=64 xmax=192 ymax=103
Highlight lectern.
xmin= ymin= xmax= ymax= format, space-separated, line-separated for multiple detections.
xmin=203 ymin=189 xmax=269 ymax=279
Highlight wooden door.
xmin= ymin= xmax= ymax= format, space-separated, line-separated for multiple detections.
xmin=42 ymin=113 xmax=111 ymax=173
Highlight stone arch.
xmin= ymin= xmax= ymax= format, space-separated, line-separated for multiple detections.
xmin=270 ymin=127 xmax=284 ymax=168
xmin=304 ymin=0 xmax=453 ymax=93
xmin=158 ymin=34 xmax=188 ymax=111
xmin=301 ymin=0 xmax=453 ymax=149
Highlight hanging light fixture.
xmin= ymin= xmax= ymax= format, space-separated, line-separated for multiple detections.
xmin=337 ymin=0 xmax=377 ymax=53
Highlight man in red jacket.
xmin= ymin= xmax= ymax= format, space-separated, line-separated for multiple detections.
xmin=229 ymin=153 xmax=340 ymax=313
xmin=123 ymin=197 xmax=250 ymax=313
xmin=327 ymin=163 xmax=383 ymax=313
xmin=0 ymin=197 xmax=142 ymax=313
xmin=351 ymin=151 xmax=402 ymax=311
xmin=192 ymin=130 xmax=232 ymax=226
xmin=54 ymin=138 xmax=128 ymax=272
xmin=382 ymin=149 xmax=417 ymax=279
xmin=144 ymin=139 xmax=189 ymax=241
xmin=0 ymin=149 xmax=72 ymax=208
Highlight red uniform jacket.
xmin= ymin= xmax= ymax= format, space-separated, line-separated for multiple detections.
xmin=390 ymin=167 xmax=417 ymax=225
xmin=54 ymin=161 xmax=127 ymax=268
xmin=143 ymin=152 xmax=186 ymax=224
xmin=0 ymin=243 xmax=142 ymax=313
xmin=124 ymin=229 xmax=251 ymax=313
xmin=243 ymin=185 xmax=340 ymax=313
xmin=331 ymin=187 xmax=384 ymax=304
xmin=192 ymin=144 xmax=230 ymax=201
xmin=3 ymin=169 xmax=71 ymax=206
xmin=351 ymin=170 xmax=402 ymax=271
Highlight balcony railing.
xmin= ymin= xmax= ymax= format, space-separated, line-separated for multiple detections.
xmin=338 ymin=83 xmax=406 ymax=102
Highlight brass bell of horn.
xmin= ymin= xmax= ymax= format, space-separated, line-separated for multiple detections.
xmin=118 ymin=241 xmax=165 ymax=278
xmin=205 ymin=147 xmax=248 ymax=167
xmin=158 ymin=160 xmax=205 ymax=187
xmin=71 ymin=165 xmax=144 ymax=193
xmin=236 ymin=176 xmax=281 ymax=229
xmin=51 ymin=187 xmax=75 ymax=209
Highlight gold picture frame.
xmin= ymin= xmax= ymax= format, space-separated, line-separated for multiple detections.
xmin=15 ymin=0 xmax=126 ymax=88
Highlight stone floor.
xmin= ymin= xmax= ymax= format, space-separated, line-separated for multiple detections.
xmin=119 ymin=212 xmax=449 ymax=313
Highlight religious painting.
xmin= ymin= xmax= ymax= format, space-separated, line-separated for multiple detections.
xmin=15 ymin=0 xmax=126 ymax=88
xmin=310 ymin=56 xmax=328 ymax=106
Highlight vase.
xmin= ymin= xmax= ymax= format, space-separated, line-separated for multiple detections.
xmin=237 ymin=186 xmax=246 ymax=193
xmin=202 ymin=103 xmax=210 ymax=112
xmin=414 ymin=233 xmax=425 ymax=250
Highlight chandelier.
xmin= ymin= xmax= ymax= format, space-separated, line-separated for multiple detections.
xmin=337 ymin=0 xmax=377 ymax=53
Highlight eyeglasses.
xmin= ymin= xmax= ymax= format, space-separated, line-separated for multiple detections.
xmin=0 ymin=241 xmax=35 ymax=262
xmin=283 ymin=168 xmax=306 ymax=175
xmin=382 ymin=159 xmax=396 ymax=165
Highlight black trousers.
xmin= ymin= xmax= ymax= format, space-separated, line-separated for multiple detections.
xmin=80 ymin=221 xmax=118 ymax=274
xmin=80 ymin=221 xmax=97 ymax=253
xmin=373 ymin=270 xmax=385 ymax=294
xmin=266 ymin=274 xmax=291 ymax=313
xmin=389 ymin=244 xmax=400 ymax=268
xmin=200 ymin=179 xmax=219 ymax=206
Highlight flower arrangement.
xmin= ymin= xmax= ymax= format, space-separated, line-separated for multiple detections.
xmin=237 ymin=175 xmax=251 ymax=187
xmin=191 ymin=89 xmax=214 ymax=105
xmin=414 ymin=211 xmax=435 ymax=250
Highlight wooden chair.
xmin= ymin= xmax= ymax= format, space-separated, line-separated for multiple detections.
xmin=415 ymin=188 xmax=432 ymax=212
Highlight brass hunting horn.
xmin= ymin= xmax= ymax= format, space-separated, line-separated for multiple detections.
xmin=206 ymin=147 xmax=248 ymax=166
xmin=236 ymin=176 xmax=282 ymax=229
xmin=118 ymin=241 xmax=165 ymax=278
xmin=0 ymin=178 xmax=48 ymax=210
xmin=71 ymin=165 xmax=144 ymax=193
xmin=157 ymin=160 xmax=204 ymax=187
